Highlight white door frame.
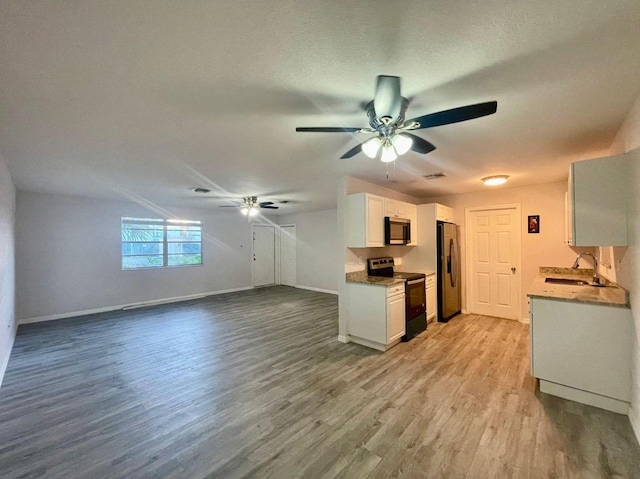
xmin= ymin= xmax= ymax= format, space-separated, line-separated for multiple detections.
xmin=465 ymin=203 xmax=522 ymax=320
xmin=279 ymin=224 xmax=296 ymax=287
xmin=252 ymin=223 xmax=276 ymax=287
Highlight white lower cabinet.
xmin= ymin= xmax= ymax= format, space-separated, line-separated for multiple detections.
xmin=347 ymin=283 xmax=405 ymax=351
xmin=386 ymin=291 xmax=405 ymax=342
xmin=425 ymin=274 xmax=436 ymax=321
xmin=530 ymin=297 xmax=632 ymax=413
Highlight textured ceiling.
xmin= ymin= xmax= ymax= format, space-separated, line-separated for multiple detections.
xmin=1 ymin=1 xmax=639 ymax=214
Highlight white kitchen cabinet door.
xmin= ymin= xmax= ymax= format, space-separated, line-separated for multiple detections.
xmin=345 ymin=193 xmax=385 ymax=248
xmin=564 ymin=191 xmax=573 ymax=245
xmin=436 ymin=204 xmax=454 ymax=223
xmin=426 ymin=279 xmax=436 ymax=321
xmin=384 ymin=198 xmax=409 ymax=218
xmin=569 ymin=154 xmax=628 ymax=246
xmin=405 ymin=204 xmax=418 ymax=245
xmin=387 ymin=294 xmax=406 ymax=342
xmin=530 ymin=297 xmax=632 ymax=410
xmin=366 ymin=195 xmax=385 ymax=247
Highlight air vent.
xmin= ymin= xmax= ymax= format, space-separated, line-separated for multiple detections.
xmin=423 ymin=172 xmax=447 ymax=180
xmin=190 ymin=187 xmax=211 ymax=194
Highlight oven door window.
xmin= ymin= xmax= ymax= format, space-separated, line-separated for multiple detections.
xmin=405 ymin=280 xmax=426 ymax=318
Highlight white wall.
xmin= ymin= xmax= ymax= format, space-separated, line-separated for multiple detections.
xmin=610 ymin=91 xmax=640 ymax=443
xmin=278 ymin=209 xmax=339 ymax=293
xmin=0 ymin=154 xmax=16 ymax=386
xmin=423 ymin=182 xmax=594 ymax=320
xmin=16 ymin=192 xmax=254 ymax=321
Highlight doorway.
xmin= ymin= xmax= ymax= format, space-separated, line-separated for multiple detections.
xmin=466 ymin=204 xmax=522 ymax=320
xmin=279 ymin=225 xmax=296 ymax=287
xmin=252 ymin=224 xmax=276 ymax=287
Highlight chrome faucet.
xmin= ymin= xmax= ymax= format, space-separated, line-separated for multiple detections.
xmin=571 ymin=252 xmax=600 ymax=284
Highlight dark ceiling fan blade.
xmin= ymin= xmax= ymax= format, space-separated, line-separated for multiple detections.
xmin=403 ymin=133 xmax=436 ymax=155
xmin=258 ymin=201 xmax=274 ymax=206
xmin=296 ymin=127 xmax=362 ymax=133
xmin=260 ymin=205 xmax=279 ymax=209
xmin=374 ymin=75 xmax=402 ymax=119
xmin=340 ymin=141 xmax=367 ymax=159
xmin=404 ymin=101 xmax=497 ymax=130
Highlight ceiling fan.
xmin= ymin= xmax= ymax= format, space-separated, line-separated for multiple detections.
xmin=296 ymin=75 xmax=497 ymax=162
xmin=219 ymin=196 xmax=279 ymax=217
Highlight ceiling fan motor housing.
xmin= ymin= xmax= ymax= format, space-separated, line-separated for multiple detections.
xmin=366 ymin=98 xmax=410 ymax=135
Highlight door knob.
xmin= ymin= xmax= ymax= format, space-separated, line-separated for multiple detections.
xmin=511 ymin=267 xmax=516 ymax=273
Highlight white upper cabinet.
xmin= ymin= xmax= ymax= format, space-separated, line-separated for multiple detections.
xmin=568 ymin=154 xmax=628 ymax=246
xmin=436 ymin=204 xmax=454 ymax=223
xmin=383 ymin=198 xmax=408 ymax=218
xmin=345 ymin=193 xmax=385 ymax=247
xmin=405 ymin=203 xmax=418 ymax=246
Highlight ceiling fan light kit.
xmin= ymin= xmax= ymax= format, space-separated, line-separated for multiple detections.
xmin=380 ymin=144 xmax=398 ymax=163
xmin=362 ymin=137 xmax=382 ymax=158
xmin=296 ymin=75 xmax=497 ymax=165
xmin=391 ymin=133 xmax=413 ymax=155
xmin=482 ymin=175 xmax=509 ymax=186
xmin=220 ymin=196 xmax=279 ymax=218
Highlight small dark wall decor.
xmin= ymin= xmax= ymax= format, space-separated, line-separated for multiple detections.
xmin=528 ymin=215 xmax=540 ymax=234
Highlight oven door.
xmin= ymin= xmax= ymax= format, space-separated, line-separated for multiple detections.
xmin=405 ymin=278 xmax=426 ymax=318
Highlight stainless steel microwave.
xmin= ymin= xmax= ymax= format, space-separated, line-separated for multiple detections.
xmin=384 ymin=217 xmax=411 ymax=245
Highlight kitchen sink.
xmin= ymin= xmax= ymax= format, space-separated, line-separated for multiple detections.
xmin=545 ymin=277 xmax=605 ymax=287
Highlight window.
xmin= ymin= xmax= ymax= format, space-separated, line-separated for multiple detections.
xmin=121 ymin=217 xmax=202 ymax=269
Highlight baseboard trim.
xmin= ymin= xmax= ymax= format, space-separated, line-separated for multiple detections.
xmin=295 ymin=285 xmax=339 ymax=295
xmin=540 ymin=380 xmax=629 ymax=415
xmin=337 ymin=334 xmax=350 ymax=344
xmin=630 ymin=406 xmax=640 ymax=447
xmin=18 ymin=286 xmax=255 ymax=325
xmin=0 ymin=331 xmax=16 ymax=390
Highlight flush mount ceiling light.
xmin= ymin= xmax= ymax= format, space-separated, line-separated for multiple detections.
xmin=481 ymin=175 xmax=509 ymax=186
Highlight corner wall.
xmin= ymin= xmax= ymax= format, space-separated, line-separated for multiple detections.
xmin=424 ymin=181 xmax=593 ymax=320
xmin=0 ymin=154 xmax=16 ymax=387
xmin=16 ymin=192 xmax=254 ymax=321
xmin=278 ymin=209 xmax=339 ymax=293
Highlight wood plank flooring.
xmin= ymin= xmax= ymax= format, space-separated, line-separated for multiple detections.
xmin=1 ymin=286 xmax=639 ymax=478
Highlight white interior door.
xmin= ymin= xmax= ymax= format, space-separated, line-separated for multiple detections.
xmin=279 ymin=225 xmax=296 ymax=287
xmin=253 ymin=225 xmax=275 ymax=287
xmin=467 ymin=205 xmax=521 ymax=320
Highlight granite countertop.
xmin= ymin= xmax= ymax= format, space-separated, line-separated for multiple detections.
xmin=346 ymin=270 xmax=405 ymax=286
xmin=527 ymin=267 xmax=629 ymax=308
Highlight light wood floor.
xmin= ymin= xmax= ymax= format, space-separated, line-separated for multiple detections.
xmin=1 ymin=286 xmax=639 ymax=478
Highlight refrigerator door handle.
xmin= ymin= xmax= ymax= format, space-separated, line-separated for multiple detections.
xmin=450 ymin=238 xmax=458 ymax=287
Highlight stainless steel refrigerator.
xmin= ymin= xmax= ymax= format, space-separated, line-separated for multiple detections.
xmin=437 ymin=221 xmax=461 ymax=322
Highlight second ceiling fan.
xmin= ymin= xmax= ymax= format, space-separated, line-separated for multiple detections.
xmin=296 ymin=75 xmax=497 ymax=162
